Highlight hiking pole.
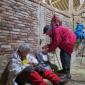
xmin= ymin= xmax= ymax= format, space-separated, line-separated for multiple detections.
xmin=80 ymin=39 xmax=85 ymax=65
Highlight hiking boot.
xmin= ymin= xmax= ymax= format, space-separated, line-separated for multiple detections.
xmin=60 ymin=74 xmax=71 ymax=82
xmin=56 ymin=80 xmax=66 ymax=85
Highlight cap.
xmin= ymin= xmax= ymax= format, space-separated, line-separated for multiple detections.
xmin=43 ymin=25 xmax=50 ymax=34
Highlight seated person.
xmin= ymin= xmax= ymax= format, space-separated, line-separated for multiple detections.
xmin=35 ymin=51 xmax=51 ymax=69
xmin=7 ymin=43 xmax=64 ymax=85
xmin=35 ymin=51 xmax=59 ymax=73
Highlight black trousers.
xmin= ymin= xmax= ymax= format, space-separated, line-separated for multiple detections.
xmin=15 ymin=66 xmax=34 ymax=85
xmin=60 ymin=50 xmax=71 ymax=74
xmin=15 ymin=65 xmax=46 ymax=85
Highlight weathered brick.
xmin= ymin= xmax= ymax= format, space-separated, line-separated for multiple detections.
xmin=1 ymin=45 xmax=11 ymax=49
xmin=0 ymin=0 xmax=71 ymax=77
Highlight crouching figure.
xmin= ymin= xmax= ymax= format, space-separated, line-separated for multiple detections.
xmin=7 ymin=43 xmax=64 ymax=85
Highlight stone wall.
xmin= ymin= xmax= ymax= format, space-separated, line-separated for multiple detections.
xmin=0 ymin=0 xmax=71 ymax=77
xmin=0 ymin=0 xmax=39 ymax=55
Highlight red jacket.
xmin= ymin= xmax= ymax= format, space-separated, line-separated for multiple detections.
xmin=47 ymin=26 xmax=77 ymax=55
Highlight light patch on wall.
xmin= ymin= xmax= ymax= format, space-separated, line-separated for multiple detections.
xmin=80 ymin=0 xmax=84 ymax=4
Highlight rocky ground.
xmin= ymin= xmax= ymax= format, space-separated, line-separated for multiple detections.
xmin=68 ymin=56 xmax=85 ymax=85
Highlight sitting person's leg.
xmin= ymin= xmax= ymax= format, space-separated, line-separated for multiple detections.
xmin=15 ymin=66 xmax=34 ymax=85
xmin=15 ymin=66 xmax=47 ymax=85
xmin=35 ymin=65 xmax=61 ymax=85
xmin=42 ymin=69 xmax=61 ymax=85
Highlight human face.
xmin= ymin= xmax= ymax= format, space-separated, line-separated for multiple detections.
xmin=51 ymin=21 xmax=60 ymax=28
xmin=19 ymin=50 xmax=30 ymax=60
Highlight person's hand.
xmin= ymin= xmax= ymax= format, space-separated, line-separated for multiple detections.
xmin=42 ymin=48 xmax=48 ymax=54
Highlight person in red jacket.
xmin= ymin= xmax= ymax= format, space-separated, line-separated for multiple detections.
xmin=42 ymin=15 xmax=77 ymax=80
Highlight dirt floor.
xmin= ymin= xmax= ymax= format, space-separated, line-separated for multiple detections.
xmin=66 ymin=54 xmax=85 ymax=85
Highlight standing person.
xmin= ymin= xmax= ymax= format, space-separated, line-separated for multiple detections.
xmin=42 ymin=15 xmax=77 ymax=80
xmin=7 ymin=43 xmax=64 ymax=85
xmin=75 ymin=22 xmax=85 ymax=39
xmin=74 ymin=22 xmax=85 ymax=47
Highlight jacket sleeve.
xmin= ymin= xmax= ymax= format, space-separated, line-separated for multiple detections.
xmin=8 ymin=53 xmax=23 ymax=77
xmin=9 ymin=58 xmax=22 ymax=76
xmin=47 ymin=29 xmax=61 ymax=52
